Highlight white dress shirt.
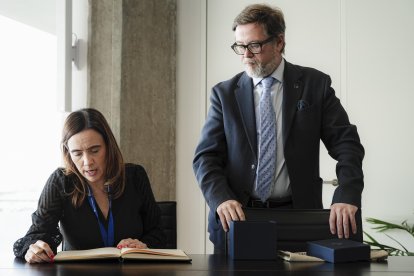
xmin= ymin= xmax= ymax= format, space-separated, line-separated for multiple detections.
xmin=252 ymin=59 xmax=291 ymax=200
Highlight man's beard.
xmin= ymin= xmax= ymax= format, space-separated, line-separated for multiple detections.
xmin=243 ymin=58 xmax=278 ymax=78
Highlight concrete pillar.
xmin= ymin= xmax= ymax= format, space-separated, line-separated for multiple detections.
xmin=88 ymin=0 xmax=176 ymax=200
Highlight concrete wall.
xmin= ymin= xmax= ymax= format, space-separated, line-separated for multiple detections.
xmin=88 ymin=0 xmax=176 ymax=200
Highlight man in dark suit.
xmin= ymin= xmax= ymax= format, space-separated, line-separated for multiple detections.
xmin=193 ymin=4 xmax=364 ymax=253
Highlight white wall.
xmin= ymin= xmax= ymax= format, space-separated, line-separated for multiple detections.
xmin=346 ymin=0 xmax=414 ymax=220
xmin=177 ymin=0 xmax=414 ymax=253
xmin=176 ymin=0 xmax=208 ymax=254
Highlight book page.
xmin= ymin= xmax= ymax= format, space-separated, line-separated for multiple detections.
xmin=54 ymin=247 xmax=121 ymax=261
xmin=120 ymin=248 xmax=191 ymax=261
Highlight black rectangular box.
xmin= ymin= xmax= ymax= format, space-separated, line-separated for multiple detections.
xmin=307 ymin=239 xmax=370 ymax=263
xmin=228 ymin=221 xmax=277 ymax=260
xmin=242 ymin=208 xmax=363 ymax=252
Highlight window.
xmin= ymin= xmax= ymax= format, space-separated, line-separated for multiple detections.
xmin=0 ymin=15 xmax=63 ymax=252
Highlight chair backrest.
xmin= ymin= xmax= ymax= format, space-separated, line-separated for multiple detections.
xmin=157 ymin=201 xmax=177 ymax=249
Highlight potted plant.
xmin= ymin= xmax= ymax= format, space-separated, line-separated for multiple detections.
xmin=364 ymin=217 xmax=414 ymax=256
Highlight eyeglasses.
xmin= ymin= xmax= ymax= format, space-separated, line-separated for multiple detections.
xmin=231 ymin=37 xmax=275 ymax=55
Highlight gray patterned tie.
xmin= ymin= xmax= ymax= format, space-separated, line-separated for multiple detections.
xmin=256 ymin=76 xmax=276 ymax=202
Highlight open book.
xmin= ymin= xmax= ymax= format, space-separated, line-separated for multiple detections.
xmin=54 ymin=247 xmax=191 ymax=262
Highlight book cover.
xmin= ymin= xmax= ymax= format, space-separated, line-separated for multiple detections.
xmin=228 ymin=220 xmax=277 ymax=260
xmin=307 ymin=239 xmax=370 ymax=263
xmin=54 ymin=247 xmax=191 ymax=262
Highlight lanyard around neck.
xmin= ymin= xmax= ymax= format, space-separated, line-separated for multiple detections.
xmin=86 ymin=185 xmax=114 ymax=247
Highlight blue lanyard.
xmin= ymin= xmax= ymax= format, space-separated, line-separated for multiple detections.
xmin=87 ymin=185 xmax=114 ymax=247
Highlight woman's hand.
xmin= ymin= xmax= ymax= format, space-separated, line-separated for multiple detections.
xmin=24 ymin=240 xmax=54 ymax=264
xmin=117 ymin=238 xmax=147 ymax=249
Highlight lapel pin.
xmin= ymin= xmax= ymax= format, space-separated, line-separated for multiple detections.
xmin=297 ymin=100 xmax=309 ymax=111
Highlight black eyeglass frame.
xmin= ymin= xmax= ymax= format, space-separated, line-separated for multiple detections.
xmin=231 ymin=36 xmax=276 ymax=55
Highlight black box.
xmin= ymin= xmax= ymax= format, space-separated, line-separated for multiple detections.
xmin=307 ymin=239 xmax=370 ymax=263
xmin=228 ymin=221 xmax=277 ymax=260
xmin=242 ymin=208 xmax=363 ymax=252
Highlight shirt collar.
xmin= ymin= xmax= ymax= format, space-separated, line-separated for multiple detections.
xmin=252 ymin=58 xmax=285 ymax=87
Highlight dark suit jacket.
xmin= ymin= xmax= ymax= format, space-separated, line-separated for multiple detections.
xmin=193 ymin=60 xmax=364 ymax=249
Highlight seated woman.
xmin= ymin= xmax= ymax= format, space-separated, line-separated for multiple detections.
xmin=13 ymin=108 xmax=165 ymax=263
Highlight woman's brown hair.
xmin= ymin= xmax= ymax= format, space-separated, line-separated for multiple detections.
xmin=61 ymin=108 xmax=125 ymax=207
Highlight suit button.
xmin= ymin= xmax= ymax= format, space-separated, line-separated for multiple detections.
xmin=251 ymin=164 xmax=256 ymax=170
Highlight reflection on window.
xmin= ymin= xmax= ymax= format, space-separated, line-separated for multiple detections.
xmin=0 ymin=15 xmax=63 ymax=252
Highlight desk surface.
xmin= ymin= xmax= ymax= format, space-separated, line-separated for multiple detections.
xmin=2 ymin=254 xmax=414 ymax=275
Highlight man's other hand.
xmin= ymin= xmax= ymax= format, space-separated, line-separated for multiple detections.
xmin=329 ymin=203 xmax=358 ymax=238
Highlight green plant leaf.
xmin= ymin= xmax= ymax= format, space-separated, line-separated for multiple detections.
xmin=366 ymin=217 xmax=408 ymax=232
xmin=385 ymin=233 xmax=409 ymax=252
xmin=364 ymin=217 xmax=414 ymax=256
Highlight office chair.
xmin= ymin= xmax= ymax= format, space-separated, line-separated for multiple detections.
xmin=157 ymin=201 xmax=177 ymax=249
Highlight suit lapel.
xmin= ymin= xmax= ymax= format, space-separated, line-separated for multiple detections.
xmin=283 ymin=61 xmax=303 ymax=146
xmin=235 ymin=73 xmax=258 ymax=160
